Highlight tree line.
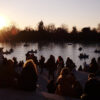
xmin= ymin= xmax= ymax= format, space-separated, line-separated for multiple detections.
xmin=0 ymin=21 xmax=100 ymax=43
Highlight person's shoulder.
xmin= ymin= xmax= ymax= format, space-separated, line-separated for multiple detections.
xmin=87 ymin=78 xmax=100 ymax=85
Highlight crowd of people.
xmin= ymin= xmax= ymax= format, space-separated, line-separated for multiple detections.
xmin=0 ymin=49 xmax=100 ymax=100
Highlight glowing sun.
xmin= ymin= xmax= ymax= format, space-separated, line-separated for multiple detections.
xmin=0 ymin=16 xmax=7 ymax=29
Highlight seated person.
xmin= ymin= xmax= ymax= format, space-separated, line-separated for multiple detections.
xmin=19 ymin=59 xmax=38 ymax=91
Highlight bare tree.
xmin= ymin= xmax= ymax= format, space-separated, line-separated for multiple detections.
xmin=46 ymin=24 xmax=56 ymax=32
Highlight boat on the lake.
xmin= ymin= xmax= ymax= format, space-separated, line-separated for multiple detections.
xmin=9 ymin=48 xmax=14 ymax=53
xmin=26 ymin=50 xmax=37 ymax=56
xmin=24 ymin=43 xmax=29 ymax=47
xmin=78 ymin=47 xmax=82 ymax=51
xmin=94 ymin=49 xmax=100 ymax=53
xmin=28 ymin=49 xmax=37 ymax=54
xmin=3 ymin=48 xmax=14 ymax=55
xmin=67 ymin=43 xmax=73 ymax=45
xmin=79 ymin=53 xmax=89 ymax=59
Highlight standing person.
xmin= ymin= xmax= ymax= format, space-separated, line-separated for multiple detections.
xmin=0 ymin=48 xmax=4 ymax=66
xmin=66 ymin=57 xmax=76 ymax=71
xmin=19 ymin=59 xmax=38 ymax=91
xmin=39 ymin=55 xmax=45 ymax=74
xmin=96 ymin=57 xmax=100 ymax=76
xmin=46 ymin=55 xmax=57 ymax=80
xmin=83 ymin=62 xmax=89 ymax=72
xmin=89 ymin=58 xmax=98 ymax=73
xmin=56 ymin=56 xmax=64 ymax=76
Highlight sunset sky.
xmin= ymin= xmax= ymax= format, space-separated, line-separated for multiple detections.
xmin=0 ymin=0 xmax=100 ymax=30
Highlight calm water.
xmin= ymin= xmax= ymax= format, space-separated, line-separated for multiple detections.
xmin=0 ymin=42 xmax=100 ymax=69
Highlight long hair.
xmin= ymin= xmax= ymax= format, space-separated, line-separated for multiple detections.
xmin=23 ymin=59 xmax=38 ymax=75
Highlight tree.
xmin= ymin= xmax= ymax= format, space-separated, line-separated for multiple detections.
xmin=46 ymin=24 xmax=56 ymax=32
xmin=97 ymin=23 xmax=100 ymax=33
xmin=81 ymin=27 xmax=91 ymax=33
xmin=71 ymin=26 xmax=78 ymax=34
xmin=38 ymin=21 xmax=44 ymax=31
xmin=61 ymin=24 xmax=68 ymax=33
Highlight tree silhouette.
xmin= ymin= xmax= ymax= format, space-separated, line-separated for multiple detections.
xmin=0 ymin=21 xmax=100 ymax=43
xmin=97 ymin=24 xmax=100 ymax=33
xmin=38 ymin=21 xmax=44 ymax=31
xmin=45 ymin=24 xmax=56 ymax=32
xmin=71 ymin=26 xmax=77 ymax=34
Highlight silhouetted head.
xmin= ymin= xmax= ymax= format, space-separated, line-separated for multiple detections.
xmin=41 ymin=55 xmax=43 ymax=58
xmin=50 ymin=55 xmax=55 ymax=61
xmin=0 ymin=47 xmax=3 ymax=52
xmin=66 ymin=57 xmax=71 ymax=63
xmin=19 ymin=60 xmax=24 ymax=66
xmin=13 ymin=57 xmax=17 ymax=61
xmin=23 ymin=59 xmax=38 ymax=75
xmin=50 ymin=55 xmax=54 ymax=58
xmin=91 ymin=58 xmax=96 ymax=63
xmin=67 ymin=57 xmax=70 ymax=60
xmin=58 ymin=56 xmax=63 ymax=62
xmin=60 ymin=67 xmax=69 ymax=77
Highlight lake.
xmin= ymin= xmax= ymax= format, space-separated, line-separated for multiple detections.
xmin=0 ymin=42 xmax=100 ymax=69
